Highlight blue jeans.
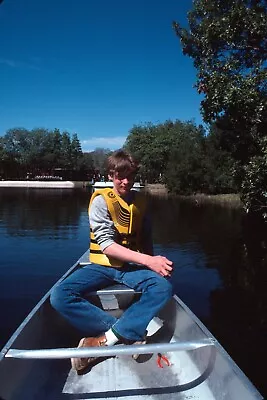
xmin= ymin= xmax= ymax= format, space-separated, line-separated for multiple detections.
xmin=50 ymin=263 xmax=173 ymax=341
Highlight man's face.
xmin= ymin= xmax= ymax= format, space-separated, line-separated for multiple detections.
xmin=109 ymin=171 xmax=135 ymax=196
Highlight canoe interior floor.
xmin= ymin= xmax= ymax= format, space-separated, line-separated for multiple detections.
xmin=2 ymin=292 xmax=259 ymax=400
xmin=6 ymin=318 xmax=215 ymax=400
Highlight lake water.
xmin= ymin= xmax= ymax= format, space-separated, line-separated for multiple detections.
xmin=0 ymin=188 xmax=266 ymax=397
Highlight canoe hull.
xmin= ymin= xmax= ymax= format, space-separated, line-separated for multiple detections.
xmin=0 ymin=252 xmax=263 ymax=399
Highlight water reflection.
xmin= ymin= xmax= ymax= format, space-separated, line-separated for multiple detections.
xmin=0 ymin=188 xmax=89 ymax=239
xmin=0 ymin=188 xmax=90 ymax=348
xmin=149 ymin=195 xmax=266 ymax=396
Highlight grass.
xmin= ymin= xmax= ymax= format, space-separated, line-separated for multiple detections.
xmin=145 ymin=184 xmax=242 ymax=209
xmin=180 ymin=193 xmax=242 ymax=208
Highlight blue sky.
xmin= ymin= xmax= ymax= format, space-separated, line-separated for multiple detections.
xmin=0 ymin=0 xmax=203 ymax=152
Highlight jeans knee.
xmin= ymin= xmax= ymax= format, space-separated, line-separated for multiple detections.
xmin=152 ymin=276 xmax=173 ymax=299
xmin=163 ymin=279 xmax=173 ymax=299
xmin=50 ymin=284 xmax=67 ymax=312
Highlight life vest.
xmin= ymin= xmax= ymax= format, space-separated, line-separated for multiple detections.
xmin=89 ymin=188 xmax=147 ymax=267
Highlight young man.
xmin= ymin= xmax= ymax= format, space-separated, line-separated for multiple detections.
xmin=50 ymin=149 xmax=173 ymax=374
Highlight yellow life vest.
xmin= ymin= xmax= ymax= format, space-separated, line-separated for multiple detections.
xmin=89 ymin=188 xmax=147 ymax=267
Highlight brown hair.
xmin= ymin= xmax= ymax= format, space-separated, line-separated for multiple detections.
xmin=107 ymin=149 xmax=139 ymax=177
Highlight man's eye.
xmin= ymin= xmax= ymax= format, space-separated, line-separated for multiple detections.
xmin=116 ymin=173 xmax=135 ymax=180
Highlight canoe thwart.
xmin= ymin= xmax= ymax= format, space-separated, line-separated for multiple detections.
xmin=6 ymin=339 xmax=215 ymax=360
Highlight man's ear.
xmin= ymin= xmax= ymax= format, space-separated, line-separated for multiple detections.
xmin=108 ymin=174 xmax=113 ymax=181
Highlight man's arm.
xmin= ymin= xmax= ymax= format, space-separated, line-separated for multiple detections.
xmin=89 ymin=195 xmax=116 ymax=250
xmin=103 ymin=243 xmax=172 ymax=277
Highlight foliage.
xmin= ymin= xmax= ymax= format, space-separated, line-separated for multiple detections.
xmin=125 ymin=120 xmax=180 ymax=183
xmin=90 ymin=148 xmax=112 ymax=178
xmin=59 ymin=131 xmax=72 ymax=168
xmin=0 ymin=120 xmax=236 ymax=194
xmin=203 ymin=124 xmax=237 ymax=194
xmin=0 ymin=128 xmax=93 ymax=180
xmin=241 ymin=136 xmax=267 ymax=216
xmin=71 ymin=133 xmax=83 ymax=169
xmin=79 ymin=152 xmax=94 ymax=175
xmin=125 ymin=119 xmax=236 ymax=194
xmin=173 ymin=0 xmax=267 ymax=215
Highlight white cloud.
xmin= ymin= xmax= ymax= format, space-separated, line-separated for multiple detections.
xmin=0 ymin=58 xmax=17 ymax=68
xmin=0 ymin=58 xmax=41 ymax=71
xmin=81 ymin=136 xmax=126 ymax=152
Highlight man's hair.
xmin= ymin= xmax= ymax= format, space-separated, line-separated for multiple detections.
xmin=107 ymin=149 xmax=139 ymax=177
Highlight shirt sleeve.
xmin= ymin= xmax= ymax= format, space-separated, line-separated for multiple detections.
xmin=89 ymin=195 xmax=115 ymax=251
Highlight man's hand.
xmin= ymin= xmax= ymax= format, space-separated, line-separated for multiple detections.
xmin=144 ymin=255 xmax=173 ymax=277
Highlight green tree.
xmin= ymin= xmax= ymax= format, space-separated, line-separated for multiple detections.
xmin=204 ymin=124 xmax=237 ymax=194
xmin=125 ymin=120 xmax=187 ymax=183
xmin=60 ymin=131 xmax=72 ymax=168
xmin=125 ymin=119 xmax=236 ymax=193
xmin=79 ymin=152 xmax=95 ymax=180
xmin=2 ymin=127 xmax=54 ymax=176
xmin=0 ymin=137 xmax=13 ymax=179
xmin=164 ymin=123 xmax=207 ymax=194
xmin=28 ymin=128 xmax=51 ymax=174
xmin=241 ymin=136 xmax=267 ymax=216
xmin=43 ymin=128 xmax=62 ymax=170
xmin=3 ymin=128 xmax=32 ymax=177
xmin=71 ymin=133 xmax=83 ymax=170
xmin=124 ymin=123 xmax=158 ymax=182
xmin=173 ymin=0 xmax=267 ymax=214
xmin=0 ymin=127 xmax=90 ymax=179
xmin=90 ymin=148 xmax=111 ymax=178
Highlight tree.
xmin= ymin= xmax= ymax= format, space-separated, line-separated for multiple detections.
xmin=241 ymin=136 xmax=267 ymax=216
xmin=47 ymin=128 xmax=62 ymax=167
xmin=125 ymin=121 xmax=185 ymax=183
xmin=79 ymin=152 xmax=95 ymax=180
xmin=3 ymin=128 xmax=32 ymax=177
xmin=90 ymin=148 xmax=111 ymax=178
xmin=28 ymin=128 xmax=51 ymax=174
xmin=173 ymin=0 xmax=267 ymax=215
xmin=0 ymin=137 xmax=14 ymax=179
xmin=203 ymin=124 xmax=237 ymax=194
xmin=71 ymin=133 xmax=83 ymax=170
xmin=164 ymin=126 xmax=206 ymax=194
xmin=0 ymin=127 xmax=92 ymax=179
xmin=125 ymin=119 xmax=236 ymax=193
xmin=60 ymin=131 xmax=72 ymax=169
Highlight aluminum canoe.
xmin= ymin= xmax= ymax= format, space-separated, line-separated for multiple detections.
xmin=0 ymin=251 xmax=263 ymax=400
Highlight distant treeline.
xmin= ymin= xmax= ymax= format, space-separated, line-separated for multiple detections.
xmin=0 ymin=128 xmax=111 ymax=181
xmin=124 ymin=120 xmax=236 ymax=195
xmin=0 ymin=121 xmax=237 ymax=195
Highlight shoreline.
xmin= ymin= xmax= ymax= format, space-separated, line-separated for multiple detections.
xmin=0 ymin=180 xmax=87 ymax=189
xmin=145 ymin=184 xmax=242 ymax=208
xmin=0 ymin=181 xmax=168 ymax=193
xmin=0 ymin=181 xmax=242 ymax=207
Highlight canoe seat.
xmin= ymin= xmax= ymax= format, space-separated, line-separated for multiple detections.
xmin=91 ymin=283 xmax=141 ymax=295
xmin=78 ymin=256 xmax=142 ymax=310
xmin=87 ymin=284 xmax=141 ymax=312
